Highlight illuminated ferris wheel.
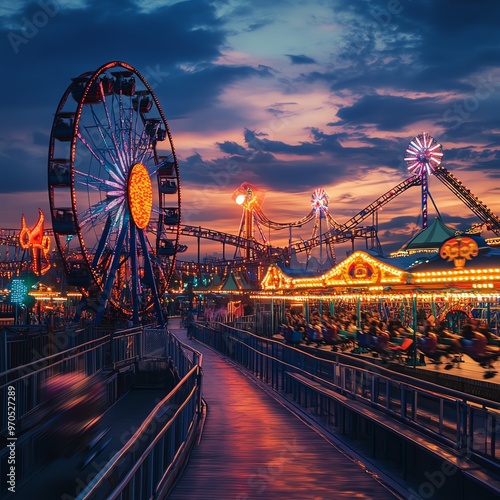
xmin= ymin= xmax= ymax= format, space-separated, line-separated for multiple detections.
xmin=404 ymin=132 xmax=443 ymax=175
xmin=404 ymin=132 xmax=443 ymax=229
xmin=48 ymin=61 xmax=183 ymax=325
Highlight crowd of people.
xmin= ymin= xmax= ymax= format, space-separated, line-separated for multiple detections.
xmin=282 ymin=304 xmax=500 ymax=357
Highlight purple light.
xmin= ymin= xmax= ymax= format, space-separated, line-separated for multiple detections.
xmin=404 ymin=132 xmax=443 ymax=175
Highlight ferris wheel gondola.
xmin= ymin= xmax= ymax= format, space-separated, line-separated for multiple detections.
xmin=48 ymin=61 xmax=182 ymax=325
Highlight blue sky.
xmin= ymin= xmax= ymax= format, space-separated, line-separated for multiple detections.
xmin=1 ymin=0 xmax=500 ymax=260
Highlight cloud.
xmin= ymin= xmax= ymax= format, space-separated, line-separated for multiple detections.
xmin=334 ymin=94 xmax=445 ymax=131
xmin=286 ymin=54 xmax=317 ymax=65
xmin=0 ymin=0 xmax=499 ymax=258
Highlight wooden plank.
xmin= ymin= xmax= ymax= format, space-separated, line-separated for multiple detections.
xmin=168 ymin=332 xmax=400 ymax=499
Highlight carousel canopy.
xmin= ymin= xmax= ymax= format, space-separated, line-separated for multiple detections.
xmin=220 ymin=271 xmax=254 ymax=291
xmin=398 ymin=217 xmax=456 ymax=253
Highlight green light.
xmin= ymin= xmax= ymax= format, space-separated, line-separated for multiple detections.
xmin=11 ymin=279 xmax=27 ymax=304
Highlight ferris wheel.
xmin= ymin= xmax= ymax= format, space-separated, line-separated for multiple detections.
xmin=48 ymin=61 xmax=183 ymax=325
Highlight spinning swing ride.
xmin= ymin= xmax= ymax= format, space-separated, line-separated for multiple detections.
xmin=48 ymin=61 xmax=185 ymax=325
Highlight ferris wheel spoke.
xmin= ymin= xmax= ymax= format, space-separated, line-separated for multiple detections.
xmin=76 ymin=132 xmax=125 ymax=187
xmin=126 ymin=102 xmax=138 ymax=168
xmin=74 ymin=169 xmax=123 ymax=194
xmin=92 ymin=215 xmax=113 ymax=268
xmin=76 ymin=130 xmax=109 ymax=169
xmin=139 ymin=143 xmax=155 ymax=166
xmin=109 ymin=96 xmax=132 ymax=175
xmin=97 ymin=94 xmax=129 ymax=178
xmin=131 ymin=126 xmax=154 ymax=165
xmin=100 ymin=202 xmax=128 ymax=243
xmin=89 ymin=105 xmax=126 ymax=171
xmin=78 ymin=196 xmax=123 ymax=232
xmin=89 ymin=105 xmax=122 ymax=169
xmin=119 ymin=100 xmax=138 ymax=170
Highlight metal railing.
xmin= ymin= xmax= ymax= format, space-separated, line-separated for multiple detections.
xmin=77 ymin=330 xmax=203 ymax=499
xmin=0 ymin=326 xmax=203 ymax=499
xmin=0 ymin=326 xmax=144 ymax=494
xmin=193 ymin=322 xmax=500 ymax=474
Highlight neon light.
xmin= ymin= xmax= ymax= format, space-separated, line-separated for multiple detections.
xmin=439 ymin=236 xmax=479 ymax=269
xmin=11 ymin=279 xmax=27 ymax=304
xmin=128 ymin=163 xmax=152 ymax=229
xmin=19 ymin=209 xmax=51 ymax=275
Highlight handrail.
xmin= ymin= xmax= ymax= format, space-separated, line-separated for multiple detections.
xmin=0 ymin=327 xmax=142 ymax=387
xmin=77 ymin=363 xmax=201 ymax=499
xmin=0 ymin=327 xmax=203 ymax=499
xmin=195 ymin=322 xmax=500 ymax=472
xmin=214 ymin=321 xmax=500 ymax=410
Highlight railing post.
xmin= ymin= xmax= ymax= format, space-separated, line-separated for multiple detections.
xmin=110 ymin=330 xmax=116 ymax=366
xmin=138 ymin=326 xmax=144 ymax=360
xmin=459 ymin=400 xmax=468 ymax=452
xmin=196 ymin=363 xmax=203 ymax=414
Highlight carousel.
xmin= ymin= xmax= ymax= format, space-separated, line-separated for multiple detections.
xmin=258 ymin=231 xmax=500 ymax=335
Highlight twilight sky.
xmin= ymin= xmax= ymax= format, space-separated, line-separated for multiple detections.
xmin=1 ymin=0 xmax=500 ymax=261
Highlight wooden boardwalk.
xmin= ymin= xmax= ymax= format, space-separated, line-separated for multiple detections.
xmin=168 ymin=326 xmax=404 ymax=500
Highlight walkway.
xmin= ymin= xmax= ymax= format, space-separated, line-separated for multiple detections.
xmin=168 ymin=326 xmax=405 ymax=500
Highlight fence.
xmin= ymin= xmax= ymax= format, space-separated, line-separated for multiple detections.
xmin=77 ymin=329 xmax=203 ymax=500
xmin=192 ymin=321 xmax=500 ymax=498
xmin=0 ymin=326 xmax=203 ymax=499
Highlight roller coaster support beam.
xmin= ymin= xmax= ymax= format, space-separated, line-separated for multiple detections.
xmin=433 ymin=167 xmax=500 ymax=236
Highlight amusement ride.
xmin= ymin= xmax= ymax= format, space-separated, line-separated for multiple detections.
xmin=1 ymin=61 xmax=500 ymax=327
xmin=47 ymin=61 xmax=184 ymax=326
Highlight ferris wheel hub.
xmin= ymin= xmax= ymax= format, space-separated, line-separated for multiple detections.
xmin=404 ymin=132 xmax=443 ymax=175
xmin=128 ymin=163 xmax=153 ymax=229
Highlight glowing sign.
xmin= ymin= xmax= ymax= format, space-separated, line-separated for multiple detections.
xmin=347 ymin=261 xmax=374 ymax=280
xmin=440 ymin=236 xmax=479 ymax=269
xmin=11 ymin=279 xmax=27 ymax=304
xmin=19 ymin=209 xmax=51 ymax=275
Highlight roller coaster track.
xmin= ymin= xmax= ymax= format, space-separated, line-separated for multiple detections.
xmin=433 ymin=166 xmax=500 ymax=236
xmin=0 ymin=229 xmax=21 ymax=247
xmin=254 ymin=206 xmax=316 ymax=230
xmin=158 ymin=168 xmax=500 ymax=258
xmin=162 ymin=176 xmax=423 ymax=259
xmin=3 ymin=166 xmax=500 ymax=277
xmin=169 ymin=224 xmax=284 ymax=257
xmin=294 ymin=174 xmax=423 ymax=253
